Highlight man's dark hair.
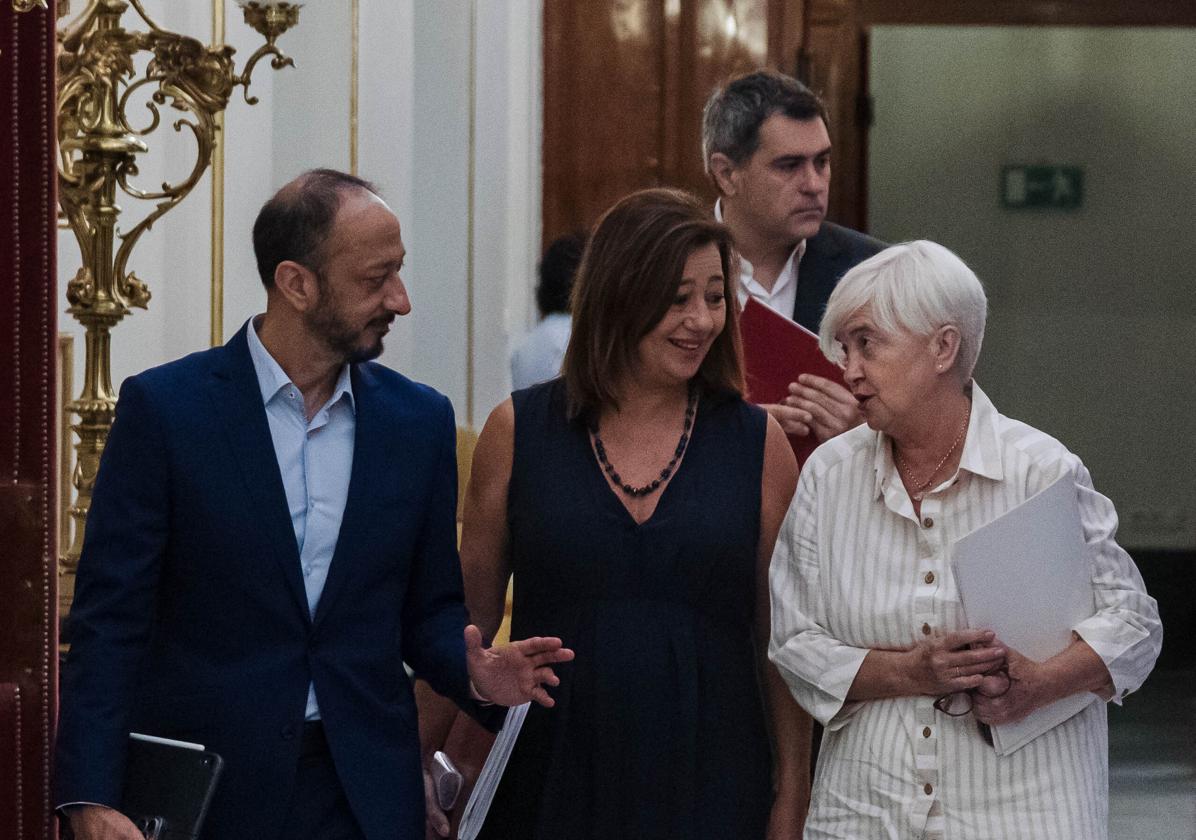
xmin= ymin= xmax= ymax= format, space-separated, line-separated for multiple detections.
xmin=701 ymin=70 xmax=829 ymax=174
xmin=252 ymin=168 xmax=380 ymax=287
xmin=536 ymin=233 xmax=586 ymax=317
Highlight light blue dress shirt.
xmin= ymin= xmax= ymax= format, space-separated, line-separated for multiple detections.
xmin=510 ymin=312 xmax=572 ymax=391
xmin=247 ymin=318 xmax=355 ymax=720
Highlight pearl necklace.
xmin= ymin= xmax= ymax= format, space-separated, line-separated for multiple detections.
xmin=894 ymin=405 xmax=970 ymax=502
xmin=590 ymin=385 xmax=697 ymax=498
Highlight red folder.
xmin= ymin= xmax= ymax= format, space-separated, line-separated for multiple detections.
xmin=739 ymin=296 xmax=846 ymax=467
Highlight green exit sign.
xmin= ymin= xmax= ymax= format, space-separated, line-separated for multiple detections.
xmin=1001 ymin=165 xmax=1083 ymax=210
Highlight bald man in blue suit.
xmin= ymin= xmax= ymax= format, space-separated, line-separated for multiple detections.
xmin=55 ymin=169 xmax=571 ymax=840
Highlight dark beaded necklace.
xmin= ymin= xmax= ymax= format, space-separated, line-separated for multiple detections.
xmin=589 ymin=384 xmax=698 ymax=498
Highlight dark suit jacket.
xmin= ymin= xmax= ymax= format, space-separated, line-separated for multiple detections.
xmin=792 ymin=221 xmax=886 ymax=333
xmin=55 ymin=324 xmax=476 ymax=840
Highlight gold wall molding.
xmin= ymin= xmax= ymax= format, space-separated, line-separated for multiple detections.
xmin=57 ymin=334 xmax=74 ymax=559
xmin=210 ymin=0 xmax=226 ymax=346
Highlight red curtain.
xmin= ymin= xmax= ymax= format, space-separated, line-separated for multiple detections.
xmin=0 ymin=2 xmax=60 ymax=838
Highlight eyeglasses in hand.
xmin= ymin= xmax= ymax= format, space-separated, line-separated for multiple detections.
xmin=933 ymin=662 xmax=1012 ymax=746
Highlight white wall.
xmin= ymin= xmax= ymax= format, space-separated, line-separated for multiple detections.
xmin=868 ymin=26 xmax=1196 ymax=549
xmin=473 ymin=0 xmax=542 ymax=423
xmin=406 ymin=0 xmax=473 ymax=414
xmin=57 ymin=0 xmax=541 ymax=437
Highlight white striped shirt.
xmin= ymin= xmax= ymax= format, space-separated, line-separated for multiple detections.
xmin=769 ymin=382 xmax=1162 ymax=840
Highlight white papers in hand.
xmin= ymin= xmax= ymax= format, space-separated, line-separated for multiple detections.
xmin=129 ymin=732 xmax=205 ymax=751
xmin=949 ymin=471 xmax=1097 ymax=755
xmin=456 ymin=702 xmax=529 ymax=840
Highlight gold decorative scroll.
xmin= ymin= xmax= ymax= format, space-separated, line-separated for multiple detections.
xmin=56 ymin=0 xmax=301 ymax=624
xmin=211 ymin=0 xmax=226 ymax=346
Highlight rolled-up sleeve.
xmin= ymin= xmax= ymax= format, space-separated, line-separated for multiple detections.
xmin=1067 ymin=459 xmax=1163 ymax=704
xmin=769 ymin=468 xmax=869 ymax=729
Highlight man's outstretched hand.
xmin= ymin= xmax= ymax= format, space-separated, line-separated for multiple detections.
xmin=464 ymin=624 xmax=574 ymax=708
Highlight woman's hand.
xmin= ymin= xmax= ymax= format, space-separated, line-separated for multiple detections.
xmin=972 ymin=635 xmax=1114 ymax=726
xmin=906 ymin=629 xmax=1006 ymax=697
xmin=972 ymin=646 xmax=1048 ymax=726
xmin=848 ymin=629 xmax=1005 ymax=702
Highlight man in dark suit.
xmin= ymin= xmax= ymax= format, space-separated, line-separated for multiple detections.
xmin=55 ymin=169 xmax=572 ymax=840
xmin=703 ymin=70 xmax=885 ymax=443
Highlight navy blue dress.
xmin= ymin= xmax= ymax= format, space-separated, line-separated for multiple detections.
xmin=478 ymin=378 xmax=772 ymax=840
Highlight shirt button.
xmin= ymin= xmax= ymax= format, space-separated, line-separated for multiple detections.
xmin=924 ymin=571 xmax=935 ymax=584
xmin=923 ymin=517 xmax=934 ymax=528
xmin=921 ymin=623 xmax=932 ymax=636
xmin=923 ymin=726 xmax=932 ymax=738
xmin=924 ymin=783 xmax=933 ymax=795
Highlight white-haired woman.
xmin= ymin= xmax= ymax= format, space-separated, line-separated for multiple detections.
xmin=768 ymin=240 xmax=1161 ymax=839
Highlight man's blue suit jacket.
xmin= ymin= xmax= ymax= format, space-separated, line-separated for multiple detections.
xmin=55 ymin=324 xmax=476 ymax=840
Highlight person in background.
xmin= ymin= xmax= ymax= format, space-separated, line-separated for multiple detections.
xmin=769 ymin=240 xmax=1162 ymax=840
xmin=703 ymin=69 xmax=884 ymax=443
xmin=510 ymin=232 xmax=586 ymax=391
xmin=54 ymin=169 xmax=572 ymax=840
xmin=423 ymin=188 xmax=808 ymax=838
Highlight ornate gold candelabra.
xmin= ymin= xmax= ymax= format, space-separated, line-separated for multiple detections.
xmin=56 ymin=0 xmax=301 ymax=626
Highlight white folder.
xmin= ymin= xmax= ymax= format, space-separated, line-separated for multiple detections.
xmin=456 ymin=701 xmax=529 ymax=840
xmin=949 ymin=471 xmax=1097 ymax=755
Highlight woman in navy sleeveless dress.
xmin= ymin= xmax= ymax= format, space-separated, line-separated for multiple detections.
xmin=429 ymin=189 xmax=804 ymax=839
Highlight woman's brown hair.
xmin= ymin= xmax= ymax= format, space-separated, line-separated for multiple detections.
xmin=562 ymin=187 xmax=744 ymax=419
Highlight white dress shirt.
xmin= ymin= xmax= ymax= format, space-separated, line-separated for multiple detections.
xmin=714 ymin=199 xmax=806 ymax=318
xmin=247 ymin=318 xmax=356 ymax=721
xmin=769 ymin=382 xmax=1162 ymax=840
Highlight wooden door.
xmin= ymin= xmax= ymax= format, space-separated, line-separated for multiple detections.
xmin=542 ymin=0 xmax=806 ymax=246
xmin=793 ymin=0 xmax=866 ymax=230
xmin=544 ymin=0 xmax=1196 ymax=244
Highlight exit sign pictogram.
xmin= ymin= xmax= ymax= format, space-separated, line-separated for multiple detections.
xmin=1001 ymin=165 xmax=1083 ymax=210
